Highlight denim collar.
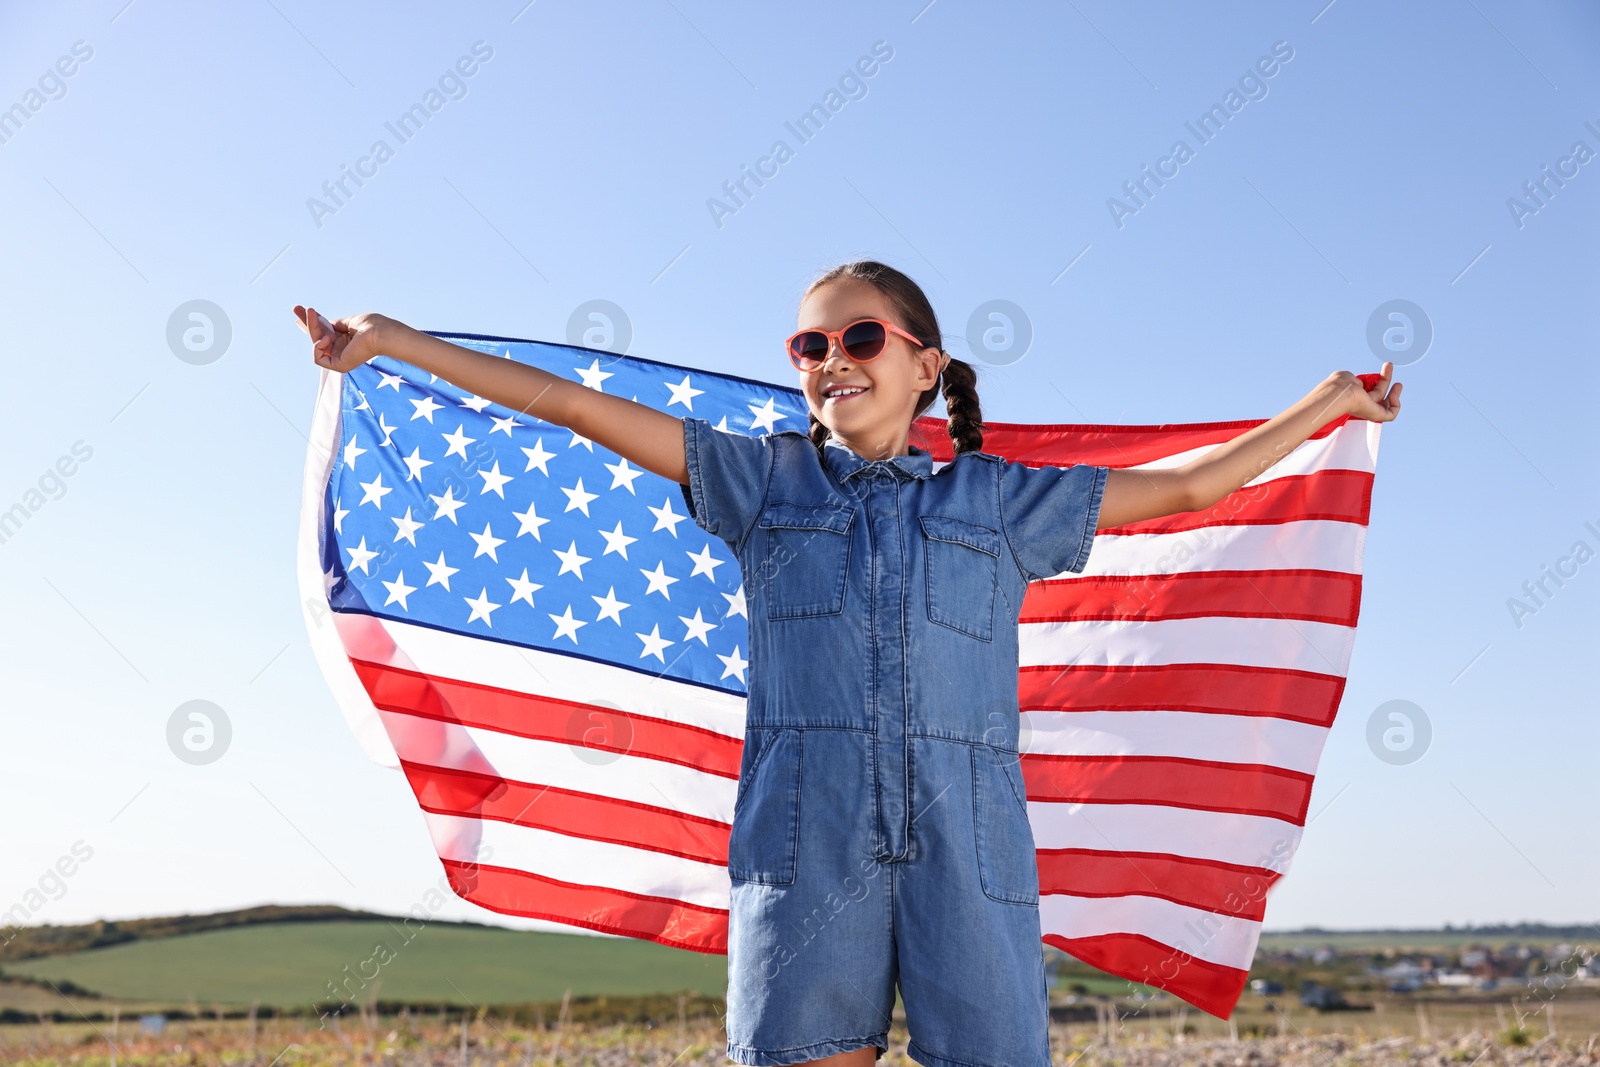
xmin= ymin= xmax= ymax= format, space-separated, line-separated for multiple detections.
xmin=821 ymin=435 xmax=935 ymax=482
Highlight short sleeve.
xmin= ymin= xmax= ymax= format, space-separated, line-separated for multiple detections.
xmin=679 ymin=416 xmax=776 ymax=552
xmin=998 ymin=458 xmax=1110 ymax=581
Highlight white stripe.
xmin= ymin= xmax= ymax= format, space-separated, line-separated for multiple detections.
xmin=1027 ymin=801 xmax=1303 ymax=871
xmin=1021 ymin=615 xmax=1355 ymax=675
xmin=424 ymin=811 xmax=732 ymax=910
xmin=382 ymin=711 xmax=735 ymax=823
xmin=1075 ymin=519 xmax=1369 ymax=578
xmin=1040 ymin=892 xmax=1263 ymax=971
xmin=355 ymin=615 xmax=748 ymax=741
xmin=1123 ymin=418 xmax=1379 ymax=484
xmin=1023 ymin=710 xmax=1329 ymax=775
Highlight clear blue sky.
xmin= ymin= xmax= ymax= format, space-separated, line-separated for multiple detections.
xmin=1 ymin=0 xmax=1594 ymax=937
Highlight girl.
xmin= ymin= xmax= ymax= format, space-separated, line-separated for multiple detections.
xmin=294 ymin=261 xmax=1400 ymax=1067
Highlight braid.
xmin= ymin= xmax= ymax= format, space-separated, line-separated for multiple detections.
xmin=939 ymin=355 xmax=984 ymax=455
xmin=808 ymin=409 xmax=831 ymax=458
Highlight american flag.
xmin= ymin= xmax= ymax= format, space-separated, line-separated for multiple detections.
xmin=297 ymin=333 xmax=1382 ymax=1019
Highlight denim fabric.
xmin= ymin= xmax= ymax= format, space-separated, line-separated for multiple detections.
xmin=680 ymin=416 xmax=1108 ymax=1067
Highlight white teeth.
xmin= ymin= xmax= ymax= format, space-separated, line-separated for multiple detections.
xmin=827 ymin=386 xmax=867 ymax=398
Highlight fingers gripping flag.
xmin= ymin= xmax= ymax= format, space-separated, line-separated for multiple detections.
xmin=297 ymin=333 xmax=1383 ymax=1019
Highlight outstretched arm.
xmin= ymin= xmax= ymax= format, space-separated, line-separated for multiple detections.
xmin=293 ymin=306 xmax=690 ymax=486
xmin=1094 ymin=364 xmax=1402 ymax=531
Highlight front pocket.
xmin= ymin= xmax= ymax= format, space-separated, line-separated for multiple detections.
xmin=756 ymin=501 xmax=855 ymax=620
xmin=727 ymin=728 xmax=802 ymax=886
xmin=921 ymin=515 xmax=1000 ymax=641
xmin=971 ymin=746 xmax=1040 ymax=906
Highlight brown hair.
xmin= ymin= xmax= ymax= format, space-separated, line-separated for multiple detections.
xmin=800 ymin=260 xmax=984 ymax=457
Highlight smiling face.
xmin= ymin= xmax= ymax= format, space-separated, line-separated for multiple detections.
xmin=795 ymin=277 xmax=944 ymax=460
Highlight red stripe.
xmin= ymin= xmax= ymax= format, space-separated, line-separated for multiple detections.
xmin=1037 ymin=849 xmax=1282 ymax=921
xmin=1024 ymin=568 xmax=1362 ymax=626
xmin=351 ymin=658 xmax=742 ymax=778
xmin=441 ymin=858 xmax=729 ymax=954
xmin=1098 ymin=469 xmax=1374 ymax=536
xmin=1022 ymin=754 xmax=1313 ymax=823
xmin=401 ymin=762 xmax=730 ymax=866
xmin=1019 ymin=662 xmax=1347 ymax=728
xmin=1043 ymin=931 xmax=1249 ymax=1019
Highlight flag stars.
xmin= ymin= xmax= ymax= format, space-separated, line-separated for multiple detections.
xmin=576 ymin=359 xmax=615 ymax=391
xmin=346 ymin=536 xmax=379 ymax=575
xmin=561 ymin=478 xmax=599 ymax=517
xmin=469 ymin=522 xmax=506 ymax=562
xmin=718 ymin=644 xmax=749 ymax=684
xmin=490 ymin=414 xmax=520 ymax=437
xmin=477 ymin=461 xmax=514 ymax=498
xmin=459 ymin=394 xmax=492 ymax=413
xmin=635 ymin=624 xmax=674 ymax=663
xmin=464 ymin=587 xmax=501 ymax=627
xmin=648 ymin=497 xmax=689 ymax=536
xmin=512 ymin=501 xmax=550 ymax=540
xmin=665 ymin=374 xmax=704 ymax=410
xmin=592 ymin=586 xmax=630 ymax=624
xmin=402 ymin=447 xmax=432 ymax=482
xmin=441 ymin=424 xmax=476 ymax=459
xmin=679 ymin=608 xmax=717 ymax=646
xmin=382 ymin=571 xmax=417 ymax=610
xmin=604 ymin=457 xmax=644 ymax=494
xmin=748 ymin=396 xmax=787 ymax=433
xmin=430 ymin=485 xmax=468 ymax=524
xmin=520 ymin=439 xmax=556 ymax=475
xmin=506 ymin=568 xmax=543 ymax=607
xmin=598 ymin=521 xmax=638 ymax=559
xmin=391 ymin=507 xmax=424 ymax=546
xmin=378 ymin=413 xmax=398 ymax=447
xmin=639 ymin=561 xmax=679 ymax=599
xmin=553 ymin=541 xmax=592 ymax=580
xmin=377 ymin=371 xmax=405 ymax=391
xmin=358 ymin=472 xmax=393 ymax=509
xmin=723 ymin=584 xmax=748 ymax=619
xmin=410 ymin=395 xmax=444 ymax=423
xmin=343 ymin=435 xmax=367 ymax=470
xmin=333 ymin=497 xmax=350 ymax=534
xmin=423 ymin=551 xmax=458 ymax=590
xmin=686 ymin=543 xmax=724 ymax=580
xmin=549 ymin=604 xmax=587 ymax=643
xmin=568 ymin=429 xmax=595 ymax=452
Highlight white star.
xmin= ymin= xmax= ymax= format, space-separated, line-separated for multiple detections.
xmin=648 ymin=497 xmax=689 ymax=535
xmin=423 ymin=551 xmax=458 ymax=590
xmin=429 ymin=485 xmax=467 ymax=524
xmin=520 ymin=438 xmax=556 ymax=474
xmin=490 ymin=413 xmax=520 ymax=436
xmin=469 ymin=521 xmax=506 ymax=562
xmin=410 ymin=395 xmax=444 ymax=423
xmin=679 ymin=608 xmax=717 ymax=646
xmin=591 ymin=586 xmax=630 ymax=624
xmin=441 ymin=424 xmax=476 ymax=459
xmin=576 ymin=358 xmax=615 ymax=391
xmin=382 ymin=571 xmax=417 ymax=610
xmin=512 ymin=501 xmax=550 ymax=540
xmin=639 ymin=560 xmax=679 ymax=599
xmin=560 ymin=477 xmax=600 ymax=517
xmin=686 ymin=543 xmax=724 ymax=580
xmin=459 ymin=394 xmax=492 ymax=413
xmin=598 ymin=521 xmax=638 ymax=559
xmin=358 ymin=472 xmax=392 ymax=509
xmin=346 ymin=536 xmax=379 ymax=575
xmin=549 ymin=604 xmax=587 ymax=643
xmin=332 ymin=497 xmax=350 ymax=534
xmin=604 ymin=457 xmax=644 ymax=494
xmin=718 ymin=644 xmax=749 ymax=684
xmin=665 ymin=374 xmax=704 ymax=410
xmin=377 ymin=371 xmax=405 ymax=391
xmin=391 ymin=506 xmax=424 ymax=546
xmin=635 ymin=624 xmax=674 ymax=663
xmin=353 ymin=392 xmax=371 ymax=412
xmin=477 ymin=461 xmax=513 ymax=498
xmin=378 ymin=413 xmax=398 ymax=447
xmin=506 ymin=568 xmax=543 ymax=607
xmin=402 ymin=446 xmax=432 ymax=482
xmin=748 ymin=396 xmax=787 ymax=433
xmin=713 ymin=415 xmax=731 ymax=432
xmin=568 ymin=428 xmax=595 ymax=452
xmin=553 ymin=541 xmax=592 ymax=580
xmin=343 ymin=435 xmax=367 ymax=470
xmin=723 ymin=584 xmax=748 ymax=619
xmin=464 ymin=587 xmax=501 ymax=627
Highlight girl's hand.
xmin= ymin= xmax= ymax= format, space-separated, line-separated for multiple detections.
xmin=1327 ymin=362 xmax=1403 ymax=423
xmin=291 ymin=305 xmax=400 ymax=374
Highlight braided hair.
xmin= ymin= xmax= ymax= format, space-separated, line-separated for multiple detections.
xmin=800 ymin=260 xmax=984 ymax=458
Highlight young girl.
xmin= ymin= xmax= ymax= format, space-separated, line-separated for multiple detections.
xmin=294 ymin=261 xmax=1400 ymax=1067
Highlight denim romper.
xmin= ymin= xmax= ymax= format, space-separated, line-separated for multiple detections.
xmin=679 ymin=416 xmax=1109 ymax=1067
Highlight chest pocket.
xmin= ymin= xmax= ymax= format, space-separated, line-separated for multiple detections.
xmin=920 ymin=515 xmax=1000 ymax=642
xmin=756 ymin=501 xmax=856 ymax=620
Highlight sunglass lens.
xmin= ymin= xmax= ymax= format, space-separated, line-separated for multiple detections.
xmin=790 ymin=331 xmax=830 ymax=368
xmin=841 ymin=320 xmax=888 ymax=360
